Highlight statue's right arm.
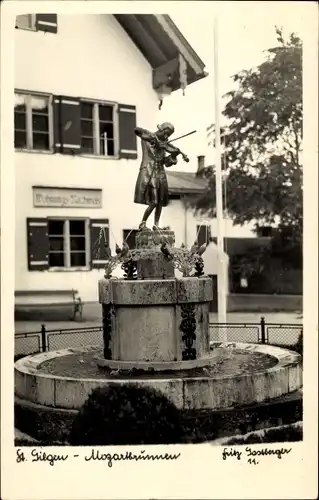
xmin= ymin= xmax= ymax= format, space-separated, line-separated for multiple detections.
xmin=134 ymin=127 xmax=154 ymax=142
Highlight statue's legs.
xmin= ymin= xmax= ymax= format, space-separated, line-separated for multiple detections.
xmin=154 ymin=204 xmax=162 ymax=227
xmin=139 ymin=203 xmax=156 ymax=229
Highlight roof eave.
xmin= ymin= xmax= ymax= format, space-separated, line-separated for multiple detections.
xmin=114 ymin=14 xmax=208 ymax=93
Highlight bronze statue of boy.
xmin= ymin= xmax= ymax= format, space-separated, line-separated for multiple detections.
xmin=134 ymin=122 xmax=189 ymax=230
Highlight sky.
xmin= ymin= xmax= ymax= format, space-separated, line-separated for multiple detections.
xmin=156 ymin=2 xmax=308 ymax=172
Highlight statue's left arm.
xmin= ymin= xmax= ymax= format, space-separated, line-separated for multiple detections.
xmin=135 ymin=127 xmax=157 ymax=144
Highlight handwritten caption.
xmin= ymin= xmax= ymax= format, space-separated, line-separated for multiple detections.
xmin=16 ymin=448 xmax=181 ymax=467
xmin=222 ymin=446 xmax=292 ymax=465
xmin=16 ymin=446 xmax=293 ymax=468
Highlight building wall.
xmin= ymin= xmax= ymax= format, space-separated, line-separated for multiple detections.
xmin=14 ymin=14 xmax=256 ymax=303
xmin=160 ymin=198 xmax=255 ymax=247
xmin=14 ymin=14 xmax=161 ymax=301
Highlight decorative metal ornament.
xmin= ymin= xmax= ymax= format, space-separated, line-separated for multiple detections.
xmin=180 ymin=303 xmax=197 ymax=360
xmin=102 ymin=303 xmax=112 ymax=359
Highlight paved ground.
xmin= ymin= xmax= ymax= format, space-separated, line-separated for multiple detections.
xmin=15 ymin=301 xmax=302 ymax=334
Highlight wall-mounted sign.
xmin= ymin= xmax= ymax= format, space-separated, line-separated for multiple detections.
xmin=33 ymin=187 xmax=102 ymax=209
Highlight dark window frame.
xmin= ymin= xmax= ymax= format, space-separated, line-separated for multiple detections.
xmin=47 ymin=217 xmax=90 ymax=270
xmin=14 ymin=90 xmax=53 ymax=152
xmin=80 ymin=100 xmax=118 ymax=158
xmin=16 ymin=14 xmax=58 ymax=33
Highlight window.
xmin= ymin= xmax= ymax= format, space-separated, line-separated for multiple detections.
xmin=48 ymin=219 xmax=89 ymax=269
xmin=123 ymin=229 xmax=138 ymax=250
xmin=14 ymin=92 xmax=53 ymax=151
xmin=196 ymin=224 xmax=212 ymax=247
xmin=27 ymin=218 xmax=109 ymax=270
xmin=15 ymin=14 xmax=58 ymax=33
xmin=80 ymin=101 xmax=116 ymax=157
xmin=15 ymin=14 xmax=36 ymax=31
xmin=15 ymin=94 xmax=138 ymax=158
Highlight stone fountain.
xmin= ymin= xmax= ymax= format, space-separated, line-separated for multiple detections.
xmin=14 ymin=122 xmax=302 ymax=442
xmin=14 ymin=228 xmax=303 ymax=441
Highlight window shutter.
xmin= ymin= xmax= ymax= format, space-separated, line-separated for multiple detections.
xmin=27 ymin=218 xmax=49 ymax=271
xmin=90 ymin=219 xmax=110 ymax=269
xmin=54 ymin=96 xmax=81 ymax=155
xmin=118 ymin=104 xmax=138 ymax=159
xmin=35 ymin=14 xmax=58 ymax=34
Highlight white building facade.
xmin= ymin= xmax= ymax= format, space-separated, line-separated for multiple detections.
xmin=14 ymin=13 xmax=209 ymax=302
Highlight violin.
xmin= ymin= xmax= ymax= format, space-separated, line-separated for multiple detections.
xmin=134 ymin=127 xmax=190 ymax=165
xmin=160 ymin=141 xmax=190 ymax=163
xmin=153 ymin=138 xmax=189 ymax=165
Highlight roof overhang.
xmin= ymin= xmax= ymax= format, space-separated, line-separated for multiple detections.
xmin=166 ymin=171 xmax=208 ymax=196
xmin=114 ymin=14 xmax=208 ymax=93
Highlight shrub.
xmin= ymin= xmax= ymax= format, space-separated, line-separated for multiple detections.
xmin=69 ymin=385 xmax=184 ymax=446
xmin=15 ymin=402 xmax=75 ymax=442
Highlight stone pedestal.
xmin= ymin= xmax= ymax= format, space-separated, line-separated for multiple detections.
xmin=97 ymin=229 xmax=215 ymax=372
xmin=135 ymin=228 xmax=175 ymax=279
xmin=98 ymin=276 xmax=214 ymax=371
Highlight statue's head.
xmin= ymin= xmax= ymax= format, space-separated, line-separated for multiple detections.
xmin=156 ymin=122 xmax=174 ymax=140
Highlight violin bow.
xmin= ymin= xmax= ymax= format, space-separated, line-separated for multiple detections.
xmin=168 ymin=130 xmax=197 ymax=144
xmin=144 ymin=130 xmax=195 ymax=189
xmin=144 ymin=130 xmax=195 ymax=187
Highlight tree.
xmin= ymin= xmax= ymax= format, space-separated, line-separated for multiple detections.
xmin=194 ymin=28 xmax=302 ymax=245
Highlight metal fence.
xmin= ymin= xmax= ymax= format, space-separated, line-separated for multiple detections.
xmin=15 ymin=317 xmax=303 ymax=358
xmin=15 ymin=325 xmax=103 ymax=357
xmin=209 ymin=317 xmax=303 ymax=346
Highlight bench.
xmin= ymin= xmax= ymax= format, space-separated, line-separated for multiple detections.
xmin=14 ymin=289 xmax=83 ymax=321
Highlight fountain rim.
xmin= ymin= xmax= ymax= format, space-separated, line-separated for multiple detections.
xmin=15 ymin=342 xmax=301 ymax=384
xmin=15 ymin=342 xmax=302 ymax=412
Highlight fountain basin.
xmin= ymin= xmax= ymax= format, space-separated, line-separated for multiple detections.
xmin=14 ymin=342 xmax=302 ymax=442
xmin=15 ymin=342 xmax=302 ymax=411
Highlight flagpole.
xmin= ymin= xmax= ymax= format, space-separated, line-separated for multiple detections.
xmin=214 ymin=14 xmax=227 ymax=339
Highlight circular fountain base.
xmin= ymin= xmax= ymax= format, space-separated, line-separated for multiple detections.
xmin=15 ymin=343 xmax=302 ymax=443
